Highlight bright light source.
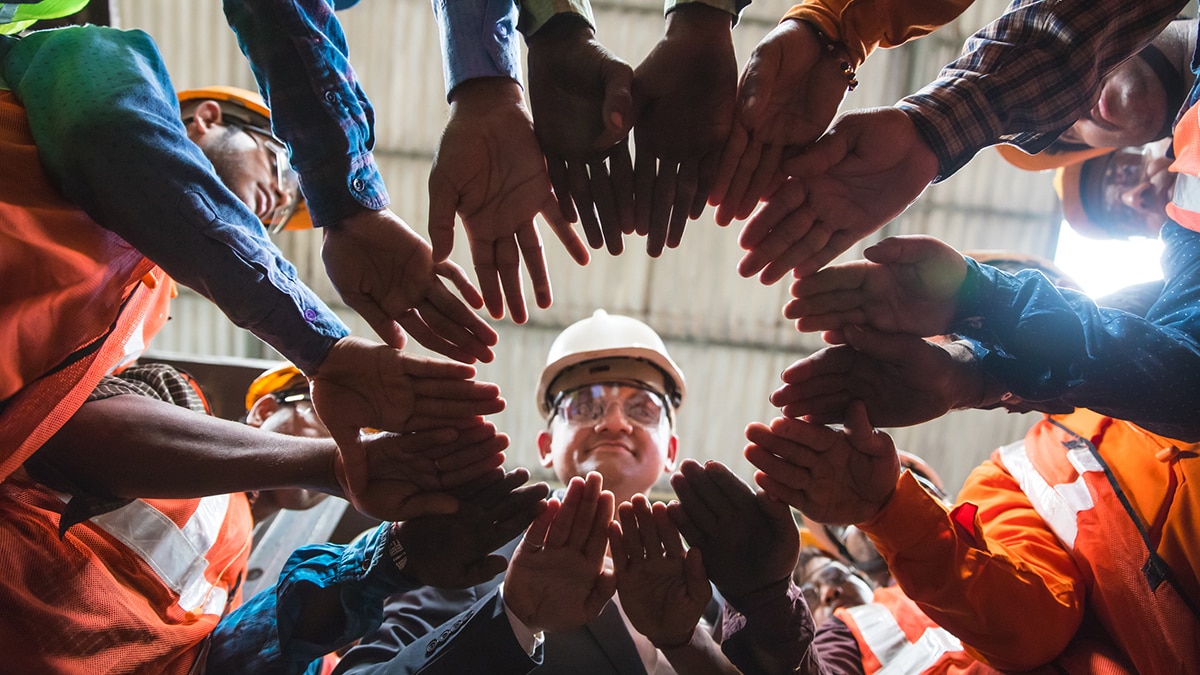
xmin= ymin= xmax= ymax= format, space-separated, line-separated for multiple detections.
xmin=1053 ymin=222 xmax=1164 ymax=298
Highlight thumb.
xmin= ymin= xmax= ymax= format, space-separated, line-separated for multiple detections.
xmin=841 ymin=325 xmax=921 ymax=362
xmin=394 ymin=493 xmax=463 ymax=519
xmin=844 ymin=399 xmax=891 ymax=459
xmin=427 ymin=172 xmax=459 ymax=262
xmin=736 ymin=51 xmax=774 ymax=130
xmin=779 ymin=127 xmax=848 ymax=178
xmin=596 ymin=65 xmax=634 ymax=151
xmin=863 ymin=235 xmax=930 ymax=266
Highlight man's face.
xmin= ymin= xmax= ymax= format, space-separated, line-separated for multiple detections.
xmin=1062 ymin=49 xmax=1169 ymax=148
xmin=202 ymin=124 xmax=291 ymax=223
xmin=538 ymin=381 xmax=678 ymax=504
xmin=250 ymin=391 xmax=331 ymax=439
xmin=795 ymin=553 xmax=874 ymax=626
xmin=1085 ymin=138 xmax=1174 ymax=238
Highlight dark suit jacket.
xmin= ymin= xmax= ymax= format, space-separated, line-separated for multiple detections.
xmin=334 ymin=537 xmax=655 ymax=675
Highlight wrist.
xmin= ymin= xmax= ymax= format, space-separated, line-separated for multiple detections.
xmin=805 ymin=21 xmax=858 ymax=91
xmin=665 ymin=2 xmax=734 ymax=35
xmin=527 ymin=12 xmax=594 ymax=48
xmin=448 ymin=76 xmax=525 ymax=111
xmin=650 ymin=625 xmax=696 ymax=651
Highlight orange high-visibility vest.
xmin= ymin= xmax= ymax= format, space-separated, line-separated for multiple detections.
xmin=1166 ymin=102 xmax=1200 ymax=231
xmin=0 ymin=89 xmax=174 ymax=480
xmin=837 ymin=585 xmax=1000 ymax=674
xmin=0 ymin=474 xmax=253 ymax=674
xmin=996 ymin=410 xmax=1200 ymax=673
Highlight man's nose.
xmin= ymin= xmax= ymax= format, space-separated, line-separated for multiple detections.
xmin=595 ymin=401 xmax=633 ymax=431
xmin=1121 ymin=183 xmax=1154 ymax=213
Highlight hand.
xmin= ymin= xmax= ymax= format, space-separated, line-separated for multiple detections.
xmin=395 ymin=468 xmax=550 ymax=588
xmin=528 ymin=17 xmax=635 ymax=255
xmin=784 ymin=235 xmax=968 ymax=336
xmin=711 ymin=19 xmax=849 ymax=226
xmin=738 ymin=107 xmax=940 ymax=283
xmin=323 ymin=207 xmax=498 ymax=362
xmin=667 ymin=460 xmax=799 ymax=602
xmin=744 ymin=402 xmax=900 ymax=525
xmin=771 ymin=327 xmax=985 ymax=426
xmin=310 ymin=336 xmax=505 ymax=496
xmin=632 ymin=3 xmax=737 ymax=256
xmin=504 ymin=472 xmax=616 ymax=633
xmin=337 ymin=421 xmax=508 ymax=521
xmin=610 ymin=494 xmax=710 ymax=648
xmin=429 ymin=77 xmax=588 ymax=323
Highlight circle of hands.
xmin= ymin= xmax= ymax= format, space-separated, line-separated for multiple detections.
xmin=309 ymin=11 xmax=975 ymax=631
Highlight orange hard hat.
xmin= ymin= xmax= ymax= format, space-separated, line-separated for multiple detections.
xmin=244 ymin=362 xmax=308 ymax=411
xmin=996 ymin=142 xmax=1113 ymax=172
xmin=176 ymin=86 xmax=311 ymax=232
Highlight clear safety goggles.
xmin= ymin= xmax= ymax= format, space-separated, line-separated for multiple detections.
xmin=230 ymin=121 xmax=303 ymax=233
xmin=550 ymin=382 xmax=670 ymax=428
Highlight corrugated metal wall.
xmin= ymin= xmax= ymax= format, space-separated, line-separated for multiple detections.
xmin=117 ymin=0 xmax=1057 ymax=494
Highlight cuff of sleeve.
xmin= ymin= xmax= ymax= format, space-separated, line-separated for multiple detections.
xmin=519 ymin=0 xmax=596 ymax=36
xmin=436 ymin=0 xmax=523 ymax=98
xmin=897 ymin=80 xmax=997 ymax=181
xmin=499 ymin=583 xmax=545 ymax=656
xmin=857 ymin=470 xmax=952 ymax=559
xmin=781 ymin=8 xmax=866 ymax=66
xmin=666 ymin=0 xmax=744 ymax=23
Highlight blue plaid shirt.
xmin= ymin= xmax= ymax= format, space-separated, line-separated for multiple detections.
xmin=208 ymin=522 xmax=419 ymax=674
xmin=899 ymin=0 xmax=1188 ymax=180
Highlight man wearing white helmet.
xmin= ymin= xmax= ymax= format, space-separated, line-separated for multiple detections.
xmin=338 ymin=310 xmax=747 ymax=674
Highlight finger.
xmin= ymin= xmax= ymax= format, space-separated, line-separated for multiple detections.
xmin=460 ymin=554 xmax=511 ymax=586
xmin=339 ymin=295 xmax=407 ymax=350
xmin=433 ymin=257 xmax=485 ymax=311
xmin=396 ymin=314 xmax=481 ymax=366
xmin=631 ymin=495 xmax=663 ymax=557
xmin=616 ymin=501 xmax=641 ymax=563
xmin=717 ymin=136 xmax=760 ymax=226
xmin=541 ymin=192 xmax=591 ymax=266
xmin=608 ymin=140 xmax=636 ymax=235
xmin=520 ymin=498 xmax=560 ymax=552
xmin=752 ymin=470 xmax=808 ymax=512
xmin=584 ymin=490 xmax=616 ymax=562
xmin=491 ymin=488 xmax=552 ymax=543
xmin=665 ymin=500 xmax=703 ymax=550
xmin=428 ymin=266 xmax=497 ymax=339
xmin=683 ymin=548 xmax=709 ymax=599
xmin=566 ymin=473 xmax=604 ymax=551
xmin=588 ymin=158 xmax=624 ymax=256
xmin=693 ymin=152 xmax=718 ymax=219
xmin=597 ymin=63 xmax=635 ymax=149
xmin=416 ymin=295 xmax=498 ymax=361
xmin=568 ymin=161 xmax=604 ymax=250
xmin=586 ymin=569 xmax=618 ymax=619
xmin=667 ymin=161 xmax=698 ymax=250
xmin=743 ymin=207 xmax=824 ymax=285
xmin=493 ymin=238 xmax=528 ymax=324
xmin=517 ymin=223 xmax=552 ymax=310
xmin=653 ymin=502 xmax=685 ymax=558
xmin=673 ymin=459 xmax=722 ymax=520
xmin=743 ymin=441 xmax=815 ymax=489
xmin=546 ymin=157 xmax=580 ymax=224
xmin=843 ymin=399 xmax=888 ymax=458
xmin=647 ymin=161 xmax=677 ymax=257
xmin=702 ymin=460 xmax=756 ymax=510
xmin=427 ymin=172 xmax=459 ymax=263
xmin=740 ymin=142 xmax=784 ymax=220
xmin=608 ymin=519 xmax=630 ymax=575
xmin=633 ymin=145 xmax=656 ymax=236
xmin=710 ymin=121 xmax=750 ymax=215
xmin=736 ymin=185 xmax=814 ymax=279
xmin=546 ymin=475 xmax=586 ymax=549
xmin=386 ymin=491 xmax=462 ymax=520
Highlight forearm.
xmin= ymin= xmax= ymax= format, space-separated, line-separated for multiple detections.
xmin=782 ymin=0 xmax=972 ymax=66
xmin=434 ymin=0 xmax=523 ymax=98
xmin=35 ymin=395 xmax=340 ymax=500
xmin=721 ymin=580 xmax=827 ymax=675
xmin=224 ymin=0 xmax=388 ymax=226
xmin=860 ymin=468 xmax=1084 ymax=670
xmin=661 ymin=623 xmax=741 ymax=675
xmin=3 ymin=26 xmax=347 ymax=374
xmin=952 ymin=236 xmax=1200 ymax=440
xmin=898 ymin=0 xmax=1184 ymax=178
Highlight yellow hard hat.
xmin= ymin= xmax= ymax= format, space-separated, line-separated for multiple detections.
xmin=996 ymin=142 xmax=1112 ymax=172
xmin=0 ymin=0 xmax=89 ymax=35
xmin=245 ymin=362 xmax=308 ymax=411
xmin=963 ymin=249 xmax=1082 ymax=292
xmin=536 ymin=310 xmax=686 ymax=418
xmin=176 ymin=86 xmax=311 ymax=232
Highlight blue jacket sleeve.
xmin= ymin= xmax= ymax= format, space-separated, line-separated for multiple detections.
xmin=0 ymin=26 xmax=348 ymax=375
xmin=207 ymin=523 xmax=422 ymax=675
xmin=953 ymin=222 xmax=1200 ymax=441
xmin=223 ymin=0 xmax=389 ymax=226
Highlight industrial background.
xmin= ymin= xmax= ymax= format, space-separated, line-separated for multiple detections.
xmin=110 ymin=0 xmax=1070 ymax=496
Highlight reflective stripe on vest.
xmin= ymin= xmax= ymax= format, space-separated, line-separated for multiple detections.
xmin=1167 ymin=102 xmax=1200 ymax=232
xmin=846 ymin=602 xmax=965 ymax=674
xmin=997 ymin=439 xmax=1104 ymax=549
xmin=88 ymin=494 xmax=232 ymax=616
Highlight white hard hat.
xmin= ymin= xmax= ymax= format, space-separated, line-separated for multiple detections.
xmin=536 ymin=310 xmax=686 ymax=418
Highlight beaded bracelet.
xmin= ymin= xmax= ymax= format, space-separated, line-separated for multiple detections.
xmin=812 ymin=26 xmax=859 ymax=92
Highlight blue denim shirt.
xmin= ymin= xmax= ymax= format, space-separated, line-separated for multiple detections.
xmin=0 ymin=26 xmax=348 ymax=375
xmin=954 ymin=220 xmax=1200 ymax=442
xmin=208 ymin=522 xmax=420 ymax=674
